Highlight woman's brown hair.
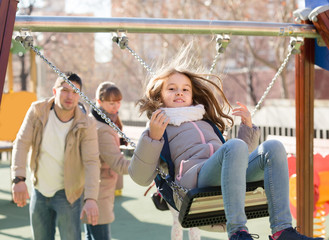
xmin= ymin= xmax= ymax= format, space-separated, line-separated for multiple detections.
xmin=96 ymin=82 xmax=123 ymax=130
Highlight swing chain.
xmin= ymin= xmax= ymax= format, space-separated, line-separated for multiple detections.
xmin=15 ymin=29 xmax=33 ymax=49
xmin=112 ymin=33 xmax=155 ymax=76
xmin=15 ymin=35 xmax=136 ymax=148
xmin=156 ymin=167 xmax=189 ymax=202
xmin=289 ymin=36 xmax=304 ymax=54
xmin=216 ymin=34 xmax=231 ymax=54
xmin=208 ymin=34 xmax=230 ymax=77
xmin=251 ymin=36 xmax=304 ymax=117
xmin=208 ymin=52 xmax=220 ymax=76
xmin=112 ymin=33 xmax=129 ymax=49
xmin=113 ymin=32 xmax=230 ymax=80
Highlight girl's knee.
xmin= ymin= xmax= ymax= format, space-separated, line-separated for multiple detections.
xmin=263 ymin=139 xmax=286 ymax=155
xmin=226 ymin=138 xmax=249 ymax=153
xmin=261 ymin=140 xmax=287 ymax=166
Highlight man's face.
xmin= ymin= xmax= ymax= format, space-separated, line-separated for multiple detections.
xmin=53 ymin=82 xmax=81 ymax=112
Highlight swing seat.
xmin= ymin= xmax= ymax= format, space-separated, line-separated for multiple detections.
xmin=179 ymin=180 xmax=268 ymax=228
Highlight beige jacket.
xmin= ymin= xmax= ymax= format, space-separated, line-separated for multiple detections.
xmin=94 ymin=119 xmax=130 ymax=224
xmin=11 ymin=97 xmax=100 ymax=203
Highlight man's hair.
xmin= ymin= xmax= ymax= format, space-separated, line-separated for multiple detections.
xmin=53 ymin=72 xmax=82 ymax=90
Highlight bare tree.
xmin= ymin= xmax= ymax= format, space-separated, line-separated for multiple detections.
xmin=16 ymin=0 xmax=298 ymax=107
xmin=110 ymin=0 xmax=298 ymax=105
xmin=225 ymin=0 xmax=296 ymax=100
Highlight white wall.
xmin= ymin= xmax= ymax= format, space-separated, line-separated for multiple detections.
xmin=65 ymin=0 xmax=113 ymax=63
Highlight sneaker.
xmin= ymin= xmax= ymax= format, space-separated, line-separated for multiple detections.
xmin=269 ymin=227 xmax=324 ymax=240
xmin=230 ymin=230 xmax=259 ymax=240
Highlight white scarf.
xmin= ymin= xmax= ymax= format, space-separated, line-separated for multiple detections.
xmin=160 ymin=104 xmax=205 ymax=126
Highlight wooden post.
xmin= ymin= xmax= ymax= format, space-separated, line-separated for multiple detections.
xmin=295 ymin=32 xmax=315 ymax=236
xmin=30 ymin=49 xmax=37 ymax=94
xmin=309 ymin=6 xmax=329 ymax=50
xmin=7 ymin=51 xmax=13 ymax=92
xmin=0 ymin=0 xmax=19 ymax=105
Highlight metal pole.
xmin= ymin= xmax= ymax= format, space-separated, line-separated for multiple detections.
xmin=14 ymin=16 xmax=319 ymax=38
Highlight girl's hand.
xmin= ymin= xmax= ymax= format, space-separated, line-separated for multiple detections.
xmin=232 ymin=102 xmax=253 ymax=128
xmin=149 ymin=109 xmax=170 ymax=140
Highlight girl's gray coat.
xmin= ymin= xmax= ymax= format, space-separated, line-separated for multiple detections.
xmin=128 ymin=120 xmax=260 ymax=209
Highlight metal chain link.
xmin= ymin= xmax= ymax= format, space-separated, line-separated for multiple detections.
xmin=251 ymin=37 xmax=304 ymax=117
xmin=126 ymin=45 xmax=155 ymax=76
xmin=112 ymin=34 xmax=154 ymax=76
xmin=156 ymin=167 xmax=189 ymax=202
xmin=207 ymin=34 xmax=230 ymax=78
xmin=208 ymin=52 xmax=221 ymax=76
xmin=15 ymin=36 xmax=136 ymax=148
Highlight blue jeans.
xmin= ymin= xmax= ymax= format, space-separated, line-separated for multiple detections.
xmin=29 ymin=188 xmax=83 ymax=240
xmin=84 ymin=223 xmax=111 ymax=240
xmin=197 ymin=139 xmax=292 ymax=237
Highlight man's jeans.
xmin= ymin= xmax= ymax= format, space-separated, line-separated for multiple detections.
xmin=30 ymin=188 xmax=83 ymax=240
xmin=197 ymin=139 xmax=292 ymax=237
xmin=84 ymin=223 xmax=111 ymax=240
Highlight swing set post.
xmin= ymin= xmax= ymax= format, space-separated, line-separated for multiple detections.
xmin=0 ymin=0 xmax=19 ymax=106
xmin=295 ymin=20 xmax=315 ymax=237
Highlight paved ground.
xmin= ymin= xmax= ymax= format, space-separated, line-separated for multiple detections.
xmin=0 ymin=126 xmax=328 ymax=239
xmin=0 ymin=159 xmax=270 ymax=240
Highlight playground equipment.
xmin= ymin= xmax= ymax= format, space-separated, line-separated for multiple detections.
xmin=288 ymin=154 xmax=329 ymax=238
xmin=12 ymin=25 xmax=302 ymax=230
xmin=0 ymin=36 xmax=37 ymax=161
xmin=0 ymin=91 xmax=37 ymax=141
xmin=1 ymin=0 xmax=329 ymax=235
xmin=0 ymin=39 xmax=37 ymax=142
xmin=110 ymin=33 xmax=305 ymax=228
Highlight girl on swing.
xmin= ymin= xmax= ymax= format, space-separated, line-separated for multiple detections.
xmin=128 ymin=45 xmax=323 ymax=240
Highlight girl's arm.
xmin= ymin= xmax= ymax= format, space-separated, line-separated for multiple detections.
xmin=149 ymin=109 xmax=170 ymax=140
xmin=128 ymin=129 xmax=164 ymax=186
xmin=129 ymin=109 xmax=169 ymax=186
xmin=232 ymin=102 xmax=252 ymax=128
xmin=232 ymin=102 xmax=260 ymax=152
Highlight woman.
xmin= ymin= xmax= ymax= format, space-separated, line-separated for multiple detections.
xmin=85 ymin=82 xmax=130 ymax=240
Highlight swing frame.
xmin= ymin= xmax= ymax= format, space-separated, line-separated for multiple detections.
xmin=0 ymin=9 xmax=322 ymax=234
xmin=14 ymin=34 xmax=275 ymax=230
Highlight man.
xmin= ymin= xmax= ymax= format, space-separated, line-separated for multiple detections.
xmin=11 ymin=72 xmax=100 ymax=240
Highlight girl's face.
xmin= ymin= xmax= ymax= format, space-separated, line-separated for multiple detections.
xmin=98 ymin=98 xmax=121 ymax=114
xmin=161 ymin=72 xmax=193 ymax=108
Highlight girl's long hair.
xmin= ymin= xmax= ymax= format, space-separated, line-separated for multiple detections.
xmin=136 ymin=43 xmax=233 ymax=132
